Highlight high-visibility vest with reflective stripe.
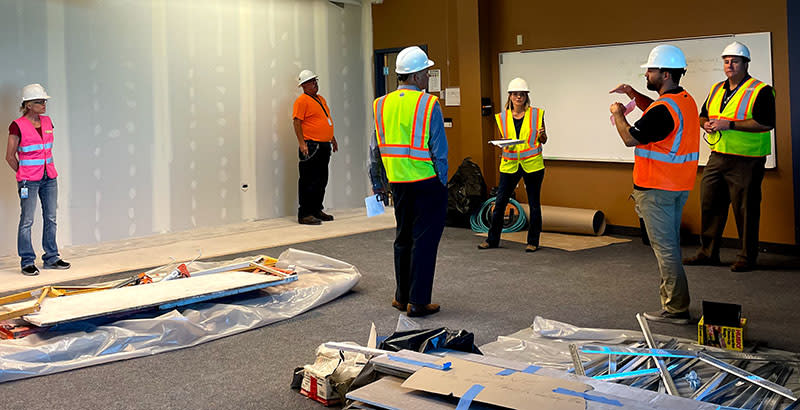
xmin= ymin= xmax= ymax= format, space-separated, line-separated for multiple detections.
xmin=495 ymin=107 xmax=544 ymax=174
xmin=373 ymin=89 xmax=438 ymax=183
xmin=705 ymin=77 xmax=771 ymax=157
xmin=14 ymin=115 xmax=58 ymax=182
xmin=633 ymin=91 xmax=700 ymax=191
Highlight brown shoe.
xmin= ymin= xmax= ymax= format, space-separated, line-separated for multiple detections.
xmin=298 ymin=215 xmax=322 ymax=225
xmin=525 ymin=244 xmax=539 ymax=253
xmin=407 ymin=303 xmax=440 ymax=317
xmin=315 ymin=211 xmax=334 ymax=221
xmin=477 ymin=241 xmax=497 ymax=250
xmin=682 ymin=253 xmax=720 ymax=266
xmin=391 ymin=299 xmax=407 ymax=312
xmin=730 ymin=260 xmax=753 ymax=272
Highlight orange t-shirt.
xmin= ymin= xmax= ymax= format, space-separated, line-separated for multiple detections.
xmin=292 ymin=93 xmax=334 ymax=142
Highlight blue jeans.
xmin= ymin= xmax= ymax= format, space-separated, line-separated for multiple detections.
xmin=17 ymin=176 xmax=61 ymax=267
xmin=632 ymin=189 xmax=690 ymax=313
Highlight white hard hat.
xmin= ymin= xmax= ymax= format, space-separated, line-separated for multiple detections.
xmin=395 ymin=46 xmax=434 ymax=74
xmin=721 ymin=41 xmax=751 ymax=61
xmin=297 ymin=69 xmax=318 ymax=86
xmin=640 ymin=45 xmax=687 ymax=69
xmin=507 ymin=77 xmax=530 ymax=93
xmin=21 ymin=83 xmax=51 ymax=103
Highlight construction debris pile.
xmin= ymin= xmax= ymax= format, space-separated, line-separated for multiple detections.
xmin=311 ymin=316 xmax=799 ymax=409
xmin=0 ymin=249 xmax=361 ymax=383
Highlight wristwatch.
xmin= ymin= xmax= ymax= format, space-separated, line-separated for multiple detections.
xmin=729 ymin=121 xmax=736 ymax=130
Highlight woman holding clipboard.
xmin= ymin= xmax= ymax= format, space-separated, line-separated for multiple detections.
xmin=478 ymin=77 xmax=548 ymax=252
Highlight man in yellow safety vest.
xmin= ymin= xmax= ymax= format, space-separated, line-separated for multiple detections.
xmin=683 ymin=41 xmax=776 ymax=272
xmin=369 ymin=46 xmax=448 ymax=317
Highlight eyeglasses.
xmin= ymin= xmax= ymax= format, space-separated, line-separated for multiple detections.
xmin=30 ymin=100 xmax=47 ymax=105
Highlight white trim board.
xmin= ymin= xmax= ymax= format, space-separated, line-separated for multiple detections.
xmin=22 ymin=272 xmax=294 ymax=327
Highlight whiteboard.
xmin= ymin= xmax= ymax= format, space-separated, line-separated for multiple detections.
xmin=499 ymin=33 xmax=775 ymax=168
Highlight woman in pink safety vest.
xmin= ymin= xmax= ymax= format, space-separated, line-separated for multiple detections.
xmin=5 ymin=83 xmax=70 ymax=276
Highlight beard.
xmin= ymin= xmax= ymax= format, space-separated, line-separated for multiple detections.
xmin=646 ymin=77 xmax=659 ymax=91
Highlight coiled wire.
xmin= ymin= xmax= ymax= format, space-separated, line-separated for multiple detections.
xmin=470 ymin=197 xmax=527 ymax=233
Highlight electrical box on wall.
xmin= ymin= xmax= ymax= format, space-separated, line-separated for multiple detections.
xmin=443 ymin=118 xmax=453 ymax=128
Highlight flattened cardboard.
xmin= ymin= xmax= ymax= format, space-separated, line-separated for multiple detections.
xmin=401 ymin=357 xmax=590 ymax=410
xmin=346 ymin=376 xmax=494 ymax=410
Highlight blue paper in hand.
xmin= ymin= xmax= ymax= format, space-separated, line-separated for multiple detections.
xmin=365 ymin=194 xmax=385 ymax=217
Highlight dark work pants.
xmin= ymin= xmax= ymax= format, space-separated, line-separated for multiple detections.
xmin=298 ymin=140 xmax=331 ymax=218
xmin=487 ymin=167 xmax=545 ymax=247
xmin=391 ymin=177 xmax=447 ymax=306
xmin=697 ymin=152 xmax=766 ymax=264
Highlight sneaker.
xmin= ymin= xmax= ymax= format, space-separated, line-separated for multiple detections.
xmin=298 ymin=215 xmax=322 ymax=225
xmin=314 ymin=211 xmax=334 ymax=222
xmin=44 ymin=259 xmax=71 ymax=269
xmin=643 ymin=309 xmax=691 ymax=325
xmin=682 ymin=253 xmax=720 ymax=266
xmin=21 ymin=265 xmax=39 ymax=276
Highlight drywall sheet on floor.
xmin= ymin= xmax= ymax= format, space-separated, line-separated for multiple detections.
xmin=476 ymin=232 xmax=630 ymax=251
xmin=0 ymin=249 xmax=360 ymax=383
xmin=402 ymin=357 xmax=589 ymax=410
xmin=22 ymin=271 xmax=292 ymax=326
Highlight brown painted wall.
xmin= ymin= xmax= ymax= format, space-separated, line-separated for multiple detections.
xmin=372 ymin=0 xmax=492 ymax=182
xmin=486 ymin=0 xmax=794 ymax=245
xmin=372 ymin=0 xmax=795 ymax=245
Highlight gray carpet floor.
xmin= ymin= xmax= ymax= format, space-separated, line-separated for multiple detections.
xmin=1 ymin=227 xmax=798 ymax=410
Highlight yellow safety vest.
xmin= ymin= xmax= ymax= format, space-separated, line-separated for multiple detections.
xmin=373 ymin=89 xmax=438 ymax=183
xmin=495 ymin=107 xmax=544 ymax=174
xmin=705 ymin=77 xmax=772 ymax=157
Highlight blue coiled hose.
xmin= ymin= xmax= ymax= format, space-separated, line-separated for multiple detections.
xmin=470 ymin=197 xmax=527 ymax=233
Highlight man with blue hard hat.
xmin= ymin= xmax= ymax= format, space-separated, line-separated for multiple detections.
xmin=369 ymin=46 xmax=448 ymax=317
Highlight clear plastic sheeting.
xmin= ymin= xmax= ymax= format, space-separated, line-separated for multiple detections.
xmin=0 ymin=248 xmax=361 ymax=383
xmin=479 ymin=316 xmax=800 ymax=409
xmin=480 ymin=316 xmax=691 ymax=370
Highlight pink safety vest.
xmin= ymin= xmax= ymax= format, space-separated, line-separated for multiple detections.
xmin=14 ymin=115 xmax=58 ymax=182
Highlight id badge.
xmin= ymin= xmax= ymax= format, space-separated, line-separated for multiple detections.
xmin=20 ymin=187 xmax=28 ymax=199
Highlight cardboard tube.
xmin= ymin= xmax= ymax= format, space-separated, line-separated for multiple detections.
xmin=522 ymin=204 xmax=606 ymax=236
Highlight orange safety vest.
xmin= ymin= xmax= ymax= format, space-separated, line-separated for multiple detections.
xmin=633 ymin=91 xmax=700 ymax=191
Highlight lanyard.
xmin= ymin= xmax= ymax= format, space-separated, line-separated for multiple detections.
xmin=306 ymin=93 xmax=329 ymax=118
xmin=720 ymin=78 xmax=747 ymax=111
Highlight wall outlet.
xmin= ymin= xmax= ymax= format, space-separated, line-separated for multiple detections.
xmin=516 ymin=34 xmax=523 ymax=45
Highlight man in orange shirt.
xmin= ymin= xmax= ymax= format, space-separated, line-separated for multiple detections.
xmin=292 ymin=69 xmax=338 ymax=225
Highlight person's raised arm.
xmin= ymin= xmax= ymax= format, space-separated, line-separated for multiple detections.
xmin=610 ymin=83 xmax=653 ymax=111
xmin=610 ymin=103 xmax=642 ymax=147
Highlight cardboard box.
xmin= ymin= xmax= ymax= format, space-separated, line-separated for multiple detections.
xmin=299 ymin=371 xmax=340 ymax=406
xmin=698 ymin=316 xmax=747 ymax=351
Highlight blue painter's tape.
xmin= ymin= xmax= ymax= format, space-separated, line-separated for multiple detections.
xmin=552 ymin=387 xmax=623 ymax=407
xmin=496 ymin=364 xmax=541 ymax=376
xmin=455 ymin=384 xmax=485 ymax=410
xmin=387 ymin=355 xmax=451 ymax=370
